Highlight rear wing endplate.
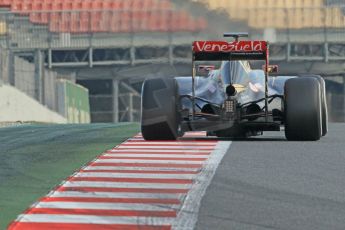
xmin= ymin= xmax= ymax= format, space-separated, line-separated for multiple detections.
xmin=192 ymin=41 xmax=268 ymax=61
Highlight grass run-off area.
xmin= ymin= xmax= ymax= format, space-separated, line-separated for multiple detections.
xmin=0 ymin=123 xmax=139 ymax=229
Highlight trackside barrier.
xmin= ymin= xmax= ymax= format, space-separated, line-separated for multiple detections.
xmin=57 ymin=79 xmax=91 ymax=123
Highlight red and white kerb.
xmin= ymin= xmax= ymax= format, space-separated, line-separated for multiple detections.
xmin=8 ymin=132 xmax=231 ymax=230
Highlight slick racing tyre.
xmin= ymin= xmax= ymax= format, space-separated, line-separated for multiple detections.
xmin=299 ymin=74 xmax=328 ymax=136
xmin=141 ymin=78 xmax=181 ymax=140
xmin=284 ymin=77 xmax=322 ymax=141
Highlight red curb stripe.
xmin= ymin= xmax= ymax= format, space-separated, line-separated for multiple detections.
xmin=119 ymin=143 xmax=212 ymax=145
xmin=89 ymin=163 xmax=202 ymax=168
xmin=24 ymin=208 xmax=177 ymax=217
xmin=56 ymin=187 xmax=189 ymax=194
xmin=106 ymin=151 xmax=211 ymax=155
xmin=126 ymin=140 xmax=215 ymax=143
xmin=80 ymin=170 xmax=200 ymax=174
xmin=68 ymin=177 xmax=193 ymax=184
xmin=121 ymin=144 xmax=216 ymax=147
xmin=98 ymin=156 xmax=207 ymax=161
xmin=40 ymin=197 xmax=180 ymax=204
xmin=8 ymin=223 xmax=171 ymax=230
xmin=115 ymin=148 xmax=213 ymax=151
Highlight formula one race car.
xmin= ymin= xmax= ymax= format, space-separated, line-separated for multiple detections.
xmin=141 ymin=33 xmax=328 ymax=141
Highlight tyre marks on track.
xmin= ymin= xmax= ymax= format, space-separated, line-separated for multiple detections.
xmin=8 ymin=132 xmax=231 ymax=230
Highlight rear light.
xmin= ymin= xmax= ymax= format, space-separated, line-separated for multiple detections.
xmin=223 ymin=97 xmax=237 ymax=120
xmin=224 ymin=99 xmax=235 ymax=113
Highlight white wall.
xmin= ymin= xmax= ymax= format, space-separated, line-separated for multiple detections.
xmin=0 ymin=84 xmax=67 ymax=123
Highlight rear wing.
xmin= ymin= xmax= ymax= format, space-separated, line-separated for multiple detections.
xmin=192 ymin=41 xmax=268 ymax=61
xmin=190 ymin=39 xmax=271 ymax=121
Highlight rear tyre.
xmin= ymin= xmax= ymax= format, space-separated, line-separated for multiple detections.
xmin=141 ymin=78 xmax=180 ymax=140
xmin=299 ymin=75 xmax=328 ymax=136
xmin=284 ymin=77 xmax=322 ymax=141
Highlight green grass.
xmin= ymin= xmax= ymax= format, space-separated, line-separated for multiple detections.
xmin=0 ymin=123 xmax=139 ymax=230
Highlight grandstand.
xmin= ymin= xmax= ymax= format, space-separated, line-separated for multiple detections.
xmin=0 ymin=0 xmax=344 ymax=122
xmin=1 ymin=0 xmax=207 ymax=34
xmin=196 ymin=0 xmax=345 ymax=29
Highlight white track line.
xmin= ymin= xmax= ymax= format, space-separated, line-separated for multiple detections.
xmin=17 ymin=214 xmax=175 ymax=225
xmin=34 ymin=202 xmax=179 ymax=211
xmin=172 ymin=141 xmax=232 ymax=230
xmin=49 ymin=191 xmax=182 ymax=199
xmin=62 ymin=181 xmax=192 ymax=189
xmin=74 ymin=172 xmax=196 ymax=180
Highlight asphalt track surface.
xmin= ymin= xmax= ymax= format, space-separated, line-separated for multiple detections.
xmin=196 ymin=123 xmax=345 ymax=230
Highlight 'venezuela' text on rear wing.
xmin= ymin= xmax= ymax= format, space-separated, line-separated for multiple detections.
xmin=192 ymin=40 xmax=268 ymax=61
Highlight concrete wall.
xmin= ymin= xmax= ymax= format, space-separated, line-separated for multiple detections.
xmin=0 ymin=84 xmax=67 ymax=123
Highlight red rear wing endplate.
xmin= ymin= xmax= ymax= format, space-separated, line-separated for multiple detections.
xmin=193 ymin=40 xmax=268 ymax=61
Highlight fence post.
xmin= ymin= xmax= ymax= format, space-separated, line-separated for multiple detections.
xmin=343 ymin=74 xmax=345 ymax=122
xmin=0 ymin=47 xmax=3 ymax=86
xmin=34 ymin=49 xmax=44 ymax=104
xmin=129 ymin=93 xmax=134 ymax=122
xmin=89 ymin=47 xmax=93 ymax=68
xmin=8 ymin=49 xmax=14 ymax=86
xmin=48 ymin=48 xmax=52 ymax=69
xmin=113 ymin=79 xmax=119 ymax=123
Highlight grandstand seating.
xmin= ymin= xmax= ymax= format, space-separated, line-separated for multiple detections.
xmin=0 ymin=0 xmax=207 ymax=33
xmin=197 ymin=0 xmax=345 ymax=29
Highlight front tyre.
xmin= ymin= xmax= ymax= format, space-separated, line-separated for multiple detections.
xmin=284 ymin=77 xmax=322 ymax=141
xmin=141 ymin=78 xmax=180 ymax=140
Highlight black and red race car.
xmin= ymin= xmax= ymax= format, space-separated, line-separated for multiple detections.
xmin=141 ymin=33 xmax=328 ymax=141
